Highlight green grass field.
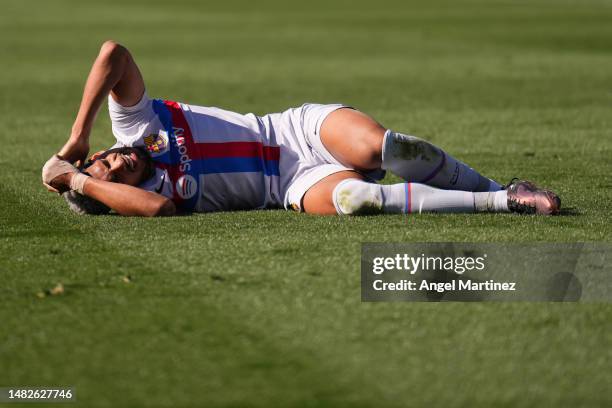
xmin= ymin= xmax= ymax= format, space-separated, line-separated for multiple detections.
xmin=1 ymin=0 xmax=611 ymax=406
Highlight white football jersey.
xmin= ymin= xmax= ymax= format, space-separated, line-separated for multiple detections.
xmin=109 ymin=94 xmax=282 ymax=212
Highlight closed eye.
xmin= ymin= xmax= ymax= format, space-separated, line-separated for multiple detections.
xmin=101 ymin=159 xmax=111 ymax=169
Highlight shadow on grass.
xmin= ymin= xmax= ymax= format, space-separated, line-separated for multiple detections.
xmin=559 ymin=207 xmax=581 ymax=216
xmin=101 ymin=212 xmax=193 ymax=217
xmin=96 ymin=207 xmax=582 ymax=218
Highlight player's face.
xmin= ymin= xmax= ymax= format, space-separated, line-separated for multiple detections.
xmin=86 ymin=149 xmax=148 ymax=186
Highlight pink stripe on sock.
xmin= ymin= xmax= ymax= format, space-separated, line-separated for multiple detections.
xmin=405 ymin=183 xmax=411 ymax=214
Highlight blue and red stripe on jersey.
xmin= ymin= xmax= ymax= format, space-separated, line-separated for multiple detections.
xmin=151 ymin=99 xmax=280 ymax=211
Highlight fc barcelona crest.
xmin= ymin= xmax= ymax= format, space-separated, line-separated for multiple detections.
xmin=144 ymin=130 xmax=169 ymax=157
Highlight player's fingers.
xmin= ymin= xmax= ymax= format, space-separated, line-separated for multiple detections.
xmin=42 ymin=155 xmax=78 ymax=186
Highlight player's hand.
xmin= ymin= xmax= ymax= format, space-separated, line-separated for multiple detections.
xmin=58 ymin=136 xmax=90 ymax=167
xmin=42 ymin=155 xmax=79 ymax=193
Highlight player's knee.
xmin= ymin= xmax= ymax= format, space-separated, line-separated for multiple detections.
xmin=332 ymin=178 xmax=383 ymax=215
xmin=352 ymin=128 xmax=385 ymax=170
xmin=353 ymin=144 xmax=381 ymax=170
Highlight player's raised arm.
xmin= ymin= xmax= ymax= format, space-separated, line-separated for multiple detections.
xmin=58 ymin=40 xmax=145 ymax=164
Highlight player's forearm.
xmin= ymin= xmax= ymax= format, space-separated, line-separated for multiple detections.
xmin=71 ymin=41 xmax=130 ymax=139
xmin=83 ymin=178 xmax=176 ymax=217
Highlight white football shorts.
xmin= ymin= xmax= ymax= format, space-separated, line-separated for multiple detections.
xmin=266 ymin=103 xmax=355 ymax=211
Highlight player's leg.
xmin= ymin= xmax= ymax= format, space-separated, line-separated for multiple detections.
xmin=301 ymin=171 xmax=367 ymax=215
xmin=316 ymin=108 xmax=386 ymax=172
xmin=302 ymin=173 xmax=511 ymax=216
xmin=319 ymin=108 xmax=502 ymax=192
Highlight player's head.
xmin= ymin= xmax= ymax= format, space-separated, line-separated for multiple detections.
xmin=83 ymin=146 xmax=154 ymax=186
xmin=62 ymin=147 xmax=155 ymax=215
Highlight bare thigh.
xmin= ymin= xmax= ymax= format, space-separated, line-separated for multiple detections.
xmin=301 ymin=171 xmax=366 ymax=215
xmin=319 ymin=108 xmax=387 ymax=171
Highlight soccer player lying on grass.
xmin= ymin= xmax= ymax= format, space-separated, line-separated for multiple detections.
xmin=42 ymin=41 xmax=561 ymax=217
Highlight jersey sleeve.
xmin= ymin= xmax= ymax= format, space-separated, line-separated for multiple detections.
xmin=108 ymin=92 xmax=160 ymax=147
xmin=138 ymin=167 xmax=174 ymax=199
